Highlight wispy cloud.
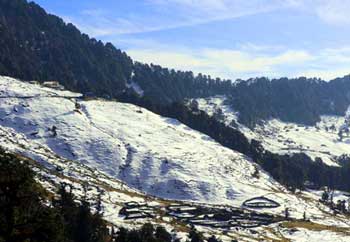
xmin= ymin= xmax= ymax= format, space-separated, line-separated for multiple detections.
xmin=284 ymin=0 xmax=350 ymax=26
xmin=148 ymin=0 xmax=280 ymax=17
xmin=315 ymin=0 xmax=350 ymax=25
xmin=64 ymin=0 xmax=292 ymax=36
xmin=60 ymin=0 xmax=350 ymax=38
xmin=144 ymin=0 xmax=288 ymax=31
xmin=60 ymin=10 xmax=118 ymax=37
xmin=147 ymin=0 xmax=350 ymax=31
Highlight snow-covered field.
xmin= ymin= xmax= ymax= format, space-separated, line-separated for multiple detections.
xmin=1 ymin=76 xmax=350 ymax=241
xmin=195 ymin=96 xmax=350 ymax=166
xmin=0 ymin=76 xmax=289 ymax=207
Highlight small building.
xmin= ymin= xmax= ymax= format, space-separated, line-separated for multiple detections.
xmin=42 ymin=81 xmax=65 ymax=90
xmin=29 ymin=80 xmax=40 ymax=85
xmin=83 ymin=92 xmax=96 ymax=99
xmin=304 ymin=180 xmax=318 ymax=190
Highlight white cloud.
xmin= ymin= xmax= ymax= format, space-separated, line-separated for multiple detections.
xmin=127 ymin=44 xmax=350 ymax=81
xmin=128 ymin=46 xmax=316 ymax=79
xmin=299 ymin=69 xmax=350 ymax=81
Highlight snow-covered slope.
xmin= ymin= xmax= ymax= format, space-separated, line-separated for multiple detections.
xmin=195 ymin=96 xmax=350 ymax=166
xmin=2 ymin=76 xmax=350 ymax=241
xmin=0 ymin=76 xmax=282 ymax=206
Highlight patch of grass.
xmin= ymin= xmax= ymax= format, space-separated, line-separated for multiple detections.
xmin=281 ymin=220 xmax=350 ymax=235
xmin=264 ymin=226 xmax=291 ymax=242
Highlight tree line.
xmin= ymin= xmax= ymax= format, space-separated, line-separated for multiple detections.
xmin=228 ymin=76 xmax=350 ymax=127
xmin=0 ymin=149 xmax=109 ymax=242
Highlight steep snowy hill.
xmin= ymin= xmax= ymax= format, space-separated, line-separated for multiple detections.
xmin=0 ymin=76 xmax=283 ymax=206
xmin=2 ymin=76 xmax=350 ymax=241
xmin=194 ymin=96 xmax=350 ymax=167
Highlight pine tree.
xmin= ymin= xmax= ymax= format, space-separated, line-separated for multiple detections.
xmin=155 ymin=226 xmax=172 ymax=242
xmin=0 ymin=151 xmax=65 ymax=242
xmin=188 ymin=227 xmax=204 ymax=242
xmin=208 ymin=235 xmax=222 ymax=242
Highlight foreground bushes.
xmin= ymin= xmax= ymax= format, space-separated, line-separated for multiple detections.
xmin=0 ymin=150 xmax=106 ymax=242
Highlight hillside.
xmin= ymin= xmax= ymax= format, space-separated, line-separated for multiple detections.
xmin=2 ymin=76 xmax=350 ymax=241
xmin=2 ymin=1 xmax=350 ymax=240
xmin=194 ymin=96 xmax=350 ymax=166
xmin=0 ymin=75 xmax=285 ymax=205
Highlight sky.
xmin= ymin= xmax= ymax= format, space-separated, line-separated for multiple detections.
xmin=34 ymin=0 xmax=350 ymax=81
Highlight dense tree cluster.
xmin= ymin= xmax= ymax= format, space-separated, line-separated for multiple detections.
xmin=228 ymin=76 xmax=350 ymax=127
xmin=112 ymin=223 xmax=174 ymax=242
xmin=0 ymin=0 xmax=232 ymax=103
xmin=111 ymin=223 xmax=222 ymax=242
xmin=0 ymin=0 xmax=132 ymax=96
xmin=132 ymin=62 xmax=233 ymax=103
xmin=0 ymin=149 xmax=109 ymax=242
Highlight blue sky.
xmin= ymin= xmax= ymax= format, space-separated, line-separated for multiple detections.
xmin=35 ymin=0 xmax=350 ymax=81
